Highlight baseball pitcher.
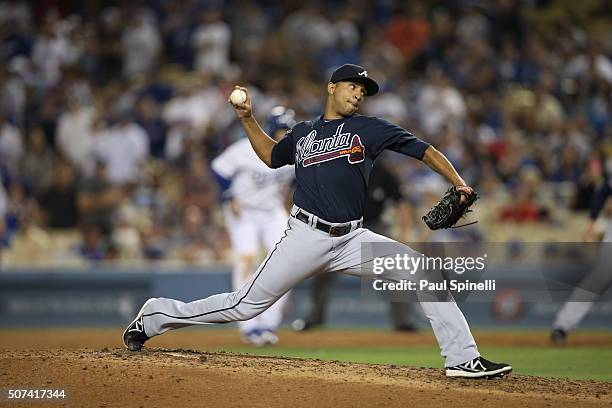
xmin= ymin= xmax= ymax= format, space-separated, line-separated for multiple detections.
xmin=123 ymin=64 xmax=512 ymax=379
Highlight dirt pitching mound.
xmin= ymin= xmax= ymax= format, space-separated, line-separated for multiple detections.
xmin=2 ymin=328 xmax=611 ymax=350
xmin=1 ymin=348 xmax=610 ymax=408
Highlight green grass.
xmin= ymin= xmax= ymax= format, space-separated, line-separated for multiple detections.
xmin=216 ymin=345 xmax=612 ymax=382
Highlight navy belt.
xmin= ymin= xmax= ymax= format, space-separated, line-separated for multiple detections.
xmin=294 ymin=210 xmax=362 ymax=237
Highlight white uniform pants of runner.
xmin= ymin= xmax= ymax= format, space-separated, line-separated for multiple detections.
xmin=553 ymin=227 xmax=612 ymax=331
xmin=140 ymin=206 xmax=480 ymax=367
xmin=225 ymin=206 xmax=290 ymax=334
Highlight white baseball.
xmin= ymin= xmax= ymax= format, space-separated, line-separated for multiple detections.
xmin=230 ymin=89 xmax=247 ymax=105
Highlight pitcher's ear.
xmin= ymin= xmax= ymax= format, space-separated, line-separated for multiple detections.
xmin=327 ymin=82 xmax=335 ymax=95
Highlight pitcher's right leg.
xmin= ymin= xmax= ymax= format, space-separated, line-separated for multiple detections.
xmin=123 ymin=217 xmax=331 ymax=349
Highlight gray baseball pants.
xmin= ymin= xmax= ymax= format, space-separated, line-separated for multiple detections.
xmin=139 ymin=206 xmax=480 ymax=367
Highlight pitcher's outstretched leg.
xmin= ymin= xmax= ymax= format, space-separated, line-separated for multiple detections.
xmin=122 ymin=218 xmax=331 ymax=350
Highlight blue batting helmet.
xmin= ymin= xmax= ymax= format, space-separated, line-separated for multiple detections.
xmin=265 ymin=106 xmax=296 ymax=135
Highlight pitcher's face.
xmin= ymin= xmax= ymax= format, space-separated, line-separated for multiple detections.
xmin=328 ymin=81 xmax=366 ymax=116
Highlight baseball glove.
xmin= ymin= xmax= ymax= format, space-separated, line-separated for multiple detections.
xmin=422 ymin=186 xmax=479 ymax=230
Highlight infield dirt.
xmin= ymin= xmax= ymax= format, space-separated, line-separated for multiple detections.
xmin=1 ymin=329 xmax=611 ymax=408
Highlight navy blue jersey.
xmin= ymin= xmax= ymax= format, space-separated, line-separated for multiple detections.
xmin=271 ymin=114 xmax=430 ymax=223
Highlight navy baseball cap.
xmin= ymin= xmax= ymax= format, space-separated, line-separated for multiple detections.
xmin=329 ymin=64 xmax=379 ymax=96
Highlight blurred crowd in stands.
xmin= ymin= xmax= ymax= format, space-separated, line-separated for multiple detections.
xmin=0 ymin=0 xmax=610 ymax=265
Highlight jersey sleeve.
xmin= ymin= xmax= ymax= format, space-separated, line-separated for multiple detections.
xmin=211 ymin=142 xmax=241 ymax=179
xmin=270 ymin=128 xmax=295 ymax=169
xmin=365 ymin=118 xmax=430 ymax=160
